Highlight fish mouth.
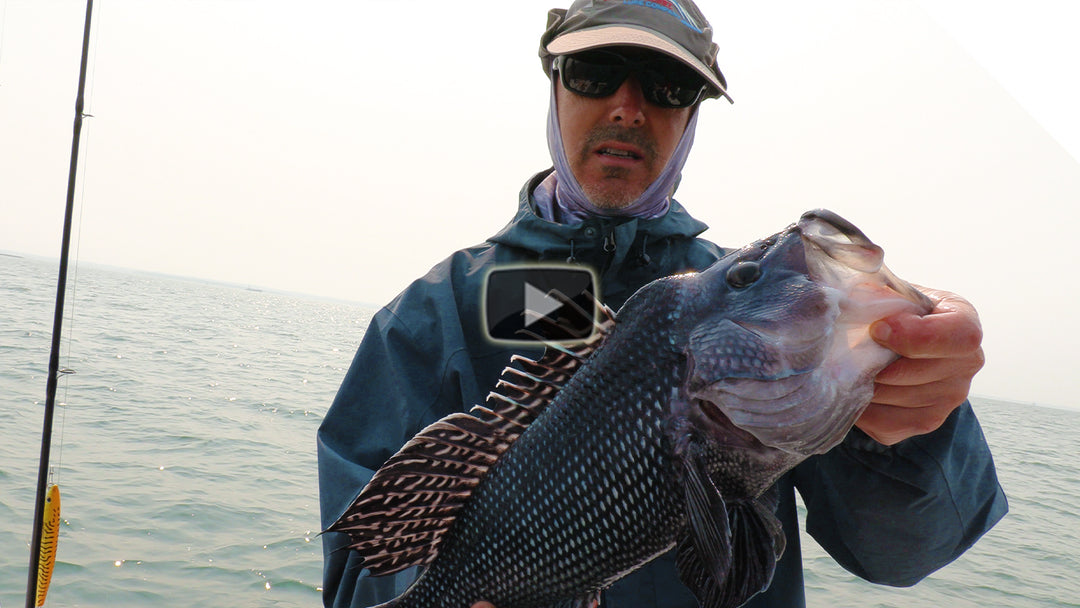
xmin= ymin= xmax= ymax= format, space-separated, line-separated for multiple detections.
xmin=796 ymin=209 xmax=933 ymax=310
xmin=797 ymin=209 xmax=885 ymax=273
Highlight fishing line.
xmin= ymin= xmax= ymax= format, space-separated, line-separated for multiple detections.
xmin=53 ymin=0 xmax=104 ymax=484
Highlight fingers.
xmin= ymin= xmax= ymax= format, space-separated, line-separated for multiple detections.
xmin=871 ymin=286 xmax=984 ymax=394
xmin=856 ymin=287 xmax=984 ymax=445
xmin=857 ymin=358 xmax=977 ymax=445
xmin=869 ymin=288 xmax=982 ymax=360
xmin=856 ymin=401 xmax=956 ymax=446
xmin=873 ymin=346 xmax=985 ymax=387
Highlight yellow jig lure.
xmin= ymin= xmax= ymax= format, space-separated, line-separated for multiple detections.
xmin=36 ymin=484 xmax=60 ymax=607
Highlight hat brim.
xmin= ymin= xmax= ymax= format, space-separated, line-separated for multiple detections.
xmin=547 ymin=25 xmax=732 ymax=103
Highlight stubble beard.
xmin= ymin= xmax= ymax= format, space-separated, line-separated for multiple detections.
xmin=578 ymin=126 xmax=658 ymax=210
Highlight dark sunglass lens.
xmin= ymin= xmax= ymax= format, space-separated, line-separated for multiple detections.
xmin=560 ymin=53 xmax=628 ymax=98
xmin=645 ymin=79 xmax=704 ymax=108
xmin=640 ymin=61 xmax=705 ymax=108
xmin=557 ymin=51 xmax=705 ymax=107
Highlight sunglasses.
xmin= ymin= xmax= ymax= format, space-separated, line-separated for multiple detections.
xmin=554 ymin=49 xmax=708 ymax=109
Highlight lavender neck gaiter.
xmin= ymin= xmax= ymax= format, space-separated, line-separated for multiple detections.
xmin=534 ymin=81 xmax=699 ymax=224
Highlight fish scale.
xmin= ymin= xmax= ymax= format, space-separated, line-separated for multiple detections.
xmin=327 ymin=210 xmax=935 ymax=608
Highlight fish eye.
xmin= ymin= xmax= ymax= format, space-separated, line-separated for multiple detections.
xmin=727 ymin=261 xmax=761 ymax=288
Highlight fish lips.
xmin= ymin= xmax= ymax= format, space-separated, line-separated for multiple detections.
xmin=797 ymin=209 xmax=933 ymax=312
xmin=798 ymin=209 xmax=885 ymax=273
xmin=730 ymin=209 xmax=886 ymax=279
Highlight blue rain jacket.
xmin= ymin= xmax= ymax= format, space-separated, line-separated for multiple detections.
xmin=318 ymin=170 xmax=1007 ymax=608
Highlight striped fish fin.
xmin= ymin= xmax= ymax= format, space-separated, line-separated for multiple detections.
xmin=326 ymin=414 xmax=508 ymax=575
xmin=476 ymin=301 xmax=615 ymax=426
xmin=325 ymin=303 xmax=616 ymax=576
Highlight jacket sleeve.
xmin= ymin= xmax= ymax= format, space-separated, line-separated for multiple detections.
xmin=792 ymin=400 xmax=1008 ymax=586
xmin=316 ymin=272 xmax=484 ymax=608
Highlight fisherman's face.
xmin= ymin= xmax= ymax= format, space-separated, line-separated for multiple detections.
xmin=556 ymin=50 xmax=694 ymax=210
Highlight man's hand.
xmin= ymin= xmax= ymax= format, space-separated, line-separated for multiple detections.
xmin=856 ymin=287 xmax=985 ymax=446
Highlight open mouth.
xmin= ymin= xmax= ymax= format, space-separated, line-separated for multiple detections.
xmin=597 ymin=146 xmax=643 ymax=161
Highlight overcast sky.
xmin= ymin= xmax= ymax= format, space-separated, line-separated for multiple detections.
xmin=1 ymin=0 xmax=1077 ymax=410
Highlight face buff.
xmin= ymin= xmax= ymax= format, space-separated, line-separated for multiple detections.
xmin=534 ymin=79 xmax=700 ymax=225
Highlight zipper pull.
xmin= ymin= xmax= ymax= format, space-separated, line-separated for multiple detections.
xmin=603 ymin=232 xmax=616 ymax=253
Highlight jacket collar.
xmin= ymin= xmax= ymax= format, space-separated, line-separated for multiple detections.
xmin=488 ymin=169 xmax=712 ymax=257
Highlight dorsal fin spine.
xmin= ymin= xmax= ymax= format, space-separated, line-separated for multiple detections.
xmin=533 ymin=342 xmax=581 ymax=359
xmin=470 ymin=404 xmax=531 ymax=430
xmin=327 ymin=306 xmax=620 ymax=576
xmin=503 ymin=367 xmax=550 ymax=384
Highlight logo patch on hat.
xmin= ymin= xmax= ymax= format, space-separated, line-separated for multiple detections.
xmin=598 ymin=0 xmax=705 ymax=33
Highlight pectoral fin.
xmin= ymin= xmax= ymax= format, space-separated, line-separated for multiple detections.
xmin=677 ymin=461 xmax=785 ymax=608
xmin=728 ymin=486 xmax=785 ymax=597
xmin=680 ymin=455 xmax=733 ymax=585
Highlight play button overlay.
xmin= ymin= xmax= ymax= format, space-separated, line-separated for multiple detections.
xmin=484 ymin=265 xmax=598 ymax=343
xmin=523 ymin=282 xmax=564 ymax=328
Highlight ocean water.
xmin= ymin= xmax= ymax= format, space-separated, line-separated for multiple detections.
xmin=0 ymin=254 xmax=1077 ymax=607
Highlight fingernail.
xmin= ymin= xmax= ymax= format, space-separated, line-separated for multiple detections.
xmin=870 ymin=321 xmax=891 ymax=342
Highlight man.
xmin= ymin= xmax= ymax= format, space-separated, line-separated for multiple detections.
xmin=317 ymin=1 xmax=1007 ymax=607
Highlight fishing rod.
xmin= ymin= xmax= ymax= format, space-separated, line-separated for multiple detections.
xmin=25 ymin=0 xmax=95 ymax=605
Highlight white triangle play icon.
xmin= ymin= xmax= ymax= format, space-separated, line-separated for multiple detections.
xmin=523 ymin=283 xmax=564 ymax=328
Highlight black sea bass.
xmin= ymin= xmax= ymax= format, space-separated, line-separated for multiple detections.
xmin=326 ymin=210 xmax=934 ymax=608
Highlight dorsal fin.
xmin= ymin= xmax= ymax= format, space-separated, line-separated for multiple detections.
xmin=474 ymin=301 xmax=615 ymax=429
xmin=325 ymin=302 xmax=617 ymax=576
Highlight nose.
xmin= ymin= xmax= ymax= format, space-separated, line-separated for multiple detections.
xmin=607 ymin=75 xmax=646 ymax=127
